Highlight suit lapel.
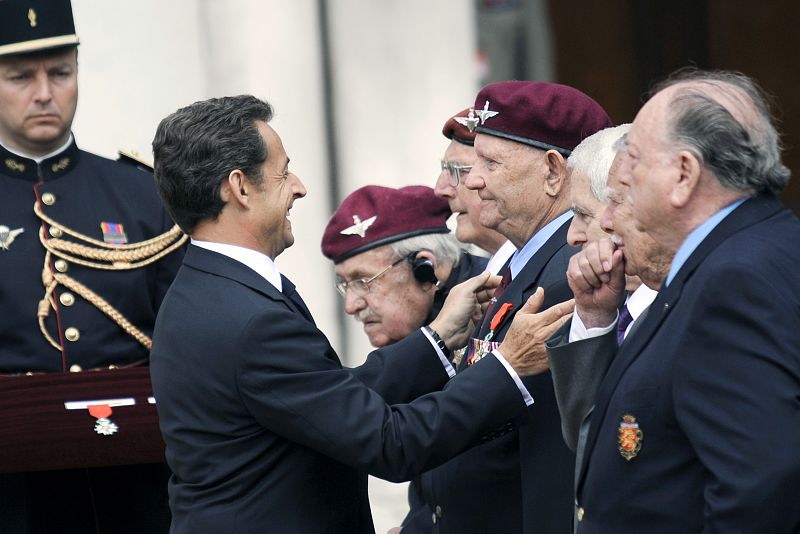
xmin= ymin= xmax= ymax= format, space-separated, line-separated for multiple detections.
xmin=183 ymin=245 xmax=300 ymax=315
xmin=476 ymin=218 xmax=572 ymax=340
xmin=280 ymin=275 xmax=315 ymax=323
xmin=577 ymin=194 xmax=784 ymax=493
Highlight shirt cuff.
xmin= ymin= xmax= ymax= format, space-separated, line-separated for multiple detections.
xmin=569 ymin=309 xmax=618 ymax=342
xmin=421 ymin=327 xmax=456 ymax=378
xmin=491 ymin=349 xmax=534 ymax=406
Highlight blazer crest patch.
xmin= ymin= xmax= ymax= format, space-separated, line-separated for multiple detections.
xmin=618 ymin=414 xmax=643 ymax=461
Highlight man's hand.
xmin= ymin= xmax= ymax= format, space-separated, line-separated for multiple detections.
xmin=479 ymin=273 xmax=502 ymax=315
xmin=429 ymin=272 xmax=498 ymax=350
xmin=567 ymin=238 xmax=626 ymax=328
xmin=498 ymin=288 xmax=575 ymax=376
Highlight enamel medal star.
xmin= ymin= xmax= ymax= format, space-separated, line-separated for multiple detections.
xmin=340 ymin=215 xmax=377 ymax=238
xmin=455 ymin=108 xmax=479 ymax=132
xmin=475 ymin=100 xmax=499 ymax=124
xmin=0 ymin=225 xmax=24 ymax=250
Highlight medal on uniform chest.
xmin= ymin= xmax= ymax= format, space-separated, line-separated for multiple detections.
xmin=467 ymin=302 xmax=514 ymax=366
xmin=100 ymin=221 xmax=128 ymax=245
xmin=618 ymin=414 xmax=642 ymax=460
xmin=89 ymin=404 xmax=119 ymax=436
xmin=0 ymin=225 xmax=24 ymax=250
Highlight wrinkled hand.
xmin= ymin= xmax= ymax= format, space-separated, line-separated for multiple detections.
xmin=387 ymin=528 xmax=402 ymax=534
xmin=430 ymin=271 xmax=496 ymax=350
xmin=498 ymin=288 xmax=575 ymax=376
xmin=567 ymin=238 xmax=626 ymax=328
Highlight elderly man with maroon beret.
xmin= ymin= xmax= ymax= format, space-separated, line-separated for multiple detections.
xmin=436 ymin=109 xmax=516 ymax=275
xmin=322 ymin=185 xmax=488 ymax=348
xmin=402 ymin=82 xmax=612 ymax=534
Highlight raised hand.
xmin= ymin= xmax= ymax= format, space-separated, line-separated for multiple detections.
xmin=429 ymin=271 xmax=498 ymax=350
xmin=567 ymin=238 xmax=626 ymax=328
xmin=498 ymin=288 xmax=575 ymax=376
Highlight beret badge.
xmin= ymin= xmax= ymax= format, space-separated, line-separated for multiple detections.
xmin=454 ymin=108 xmax=479 ymax=133
xmin=340 ymin=215 xmax=377 ymax=239
xmin=474 ymin=100 xmax=499 ymax=125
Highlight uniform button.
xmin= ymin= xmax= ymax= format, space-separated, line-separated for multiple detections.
xmin=49 ymin=227 xmax=63 ymax=238
xmin=64 ymin=327 xmax=80 ymax=342
xmin=59 ymin=292 xmax=75 ymax=306
xmin=431 ymin=513 xmax=437 ymax=525
xmin=41 ymin=192 xmax=56 ymax=205
xmin=69 ymin=364 xmax=82 ymax=373
xmin=25 ymin=371 xmax=34 ymax=376
xmin=108 ymin=364 xmax=119 ymax=370
xmin=577 ymin=506 xmax=585 ymax=522
xmin=435 ymin=505 xmax=442 ymax=518
xmin=54 ymin=259 xmax=68 ymax=272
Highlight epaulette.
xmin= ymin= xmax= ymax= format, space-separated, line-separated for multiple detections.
xmin=117 ymin=149 xmax=154 ymax=172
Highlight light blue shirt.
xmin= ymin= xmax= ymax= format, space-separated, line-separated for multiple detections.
xmin=509 ymin=210 xmax=573 ymax=279
xmin=665 ymin=197 xmax=748 ymax=286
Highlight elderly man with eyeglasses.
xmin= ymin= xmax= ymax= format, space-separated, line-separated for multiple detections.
xmin=322 ymin=185 xmax=489 ymax=349
xmin=435 ymin=108 xmax=517 ymax=275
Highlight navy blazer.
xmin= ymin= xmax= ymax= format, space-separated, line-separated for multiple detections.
xmin=406 ymin=218 xmax=578 ymax=533
xmin=150 ymin=245 xmax=531 ymax=534
xmin=576 ymin=195 xmax=800 ymax=533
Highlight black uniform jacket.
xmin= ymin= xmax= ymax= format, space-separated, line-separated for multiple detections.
xmin=0 ymin=139 xmax=183 ymax=373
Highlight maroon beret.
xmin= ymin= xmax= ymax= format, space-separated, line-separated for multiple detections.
xmin=473 ymin=81 xmax=612 ymax=156
xmin=321 ymin=185 xmax=451 ymax=263
xmin=442 ymin=108 xmax=478 ymax=146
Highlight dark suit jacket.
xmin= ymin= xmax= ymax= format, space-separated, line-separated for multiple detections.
xmin=150 ymin=245 xmax=530 ymax=534
xmin=576 ymin=195 xmax=800 ymax=533
xmin=547 ymin=326 xmax=618 ymax=452
xmin=405 ymin=218 xmax=578 ymax=533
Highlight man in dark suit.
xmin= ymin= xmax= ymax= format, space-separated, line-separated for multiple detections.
xmin=404 ymin=82 xmax=612 ymax=533
xmin=149 ymin=94 xmax=576 ymax=534
xmin=546 ymin=126 xmax=671 ymax=532
xmin=564 ymin=69 xmax=800 ymax=532
xmin=0 ymin=1 xmax=184 ymax=531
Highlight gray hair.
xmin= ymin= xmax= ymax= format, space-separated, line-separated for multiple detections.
xmin=388 ymin=233 xmax=463 ymax=268
xmin=567 ymin=124 xmax=631 ymax=202
xmin=652 ymin=69 xmax=790 ymax=195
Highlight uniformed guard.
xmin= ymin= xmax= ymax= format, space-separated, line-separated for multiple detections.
xmin=0 ymin=0 xmax=185 ymax=531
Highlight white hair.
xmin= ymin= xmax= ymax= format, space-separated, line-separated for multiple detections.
xmin=388 ymin=233 xmax=463 ymax=267
xmin=567 ymin=124 xmax=631 ymax=202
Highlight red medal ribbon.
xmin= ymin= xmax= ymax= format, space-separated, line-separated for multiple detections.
xmin=88 ymin=404 xmax=112 ymax=419
xmin=490 ymin=302 xmax=514 ymax=332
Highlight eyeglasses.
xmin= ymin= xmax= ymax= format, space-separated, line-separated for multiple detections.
xmin=440 ymin=160 xmax=473 ymax=187
xmin=335 ymin=256 xmax=408 ymax=297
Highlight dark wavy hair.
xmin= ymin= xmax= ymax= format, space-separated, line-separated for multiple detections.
xmin=152 ymin=95 xmax=273 ymax=233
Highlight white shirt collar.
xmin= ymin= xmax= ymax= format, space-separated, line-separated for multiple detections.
xmin=485 ymin=240 xmax=517 ymax=275
xmin=0 ymin=134 xmax=74 ymax=163
xmin=625 ymin=284 xmax=658 ymax=321
xmin=508 ymin=211 xmax=573 ymax=279
xmin=191 ymin=239 xmax=283 ymax=292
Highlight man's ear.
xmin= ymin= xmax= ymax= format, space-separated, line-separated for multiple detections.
xmin=669 ymin=150 xmax=702 ymax=208
xmin=543 ymin=150 xmax=568 ymax=197
xmin=409 ymin=250 xmax=440 ymax=288
xmin=222 ymin=169 xmax=252 ymax=208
